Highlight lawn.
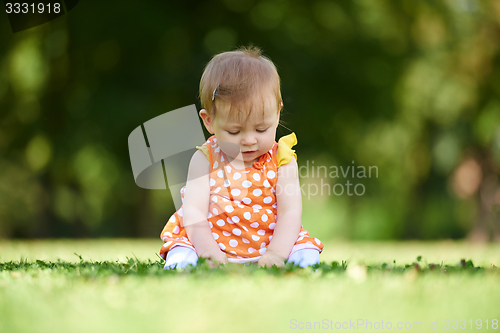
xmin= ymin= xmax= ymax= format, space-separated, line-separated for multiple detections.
xmin=0 ymin=239 xmax=499 ymax=333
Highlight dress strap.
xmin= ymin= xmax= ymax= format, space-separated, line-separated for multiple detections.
xmin=195 ymin=145 xmax=210 ymax=160
xmin=277 ymin=132 xmax=297 ymax=167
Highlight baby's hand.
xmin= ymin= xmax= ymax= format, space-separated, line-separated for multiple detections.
xmin=258 ymin=249 xmax=286 ymax=268
xmin=199 ymin=248 xmax=228 ymax=268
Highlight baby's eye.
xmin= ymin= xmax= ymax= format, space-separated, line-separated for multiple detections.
xmin=256 ymin=128 xmax=268 ymax=133
xmin=227 ymin=131 xmax=239 ymax=135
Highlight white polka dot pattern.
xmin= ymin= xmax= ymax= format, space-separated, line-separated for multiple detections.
xmin=159 ymin=134 xmax=323 ymax=260
xmin=242 ymin=180 xmax=252 ymax=188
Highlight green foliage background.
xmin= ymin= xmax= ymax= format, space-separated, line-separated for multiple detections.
xmin=0 ymin=0 xmax=499 ymax=240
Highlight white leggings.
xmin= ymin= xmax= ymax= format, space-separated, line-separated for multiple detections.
xmin=164 ymin=246 xmax=320 ymax=270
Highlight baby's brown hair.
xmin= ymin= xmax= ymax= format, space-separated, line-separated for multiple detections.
xmin=199 ymin=45 xmax=282 ymax=120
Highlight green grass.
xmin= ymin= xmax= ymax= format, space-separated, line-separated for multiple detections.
xmin=0 ymin=239 xmax=499 ymax=333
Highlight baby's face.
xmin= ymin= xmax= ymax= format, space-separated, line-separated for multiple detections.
xmin=201 ymin=93 xmax=281 ymax=168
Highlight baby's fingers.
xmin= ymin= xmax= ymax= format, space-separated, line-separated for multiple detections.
xmin=208 ymin=257 xmax=226 ymax=269
xmin=258 ymin=257 xmax=284 ymax=268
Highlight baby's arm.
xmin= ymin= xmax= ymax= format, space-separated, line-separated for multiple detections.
xmin=258 ymin=156 xmax=302 ymax=267
xmin=183 ymin=150 xmax=227 ymax=266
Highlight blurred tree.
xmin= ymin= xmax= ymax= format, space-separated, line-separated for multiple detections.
xmin=0 ymin=0 xmax=498 ymax=240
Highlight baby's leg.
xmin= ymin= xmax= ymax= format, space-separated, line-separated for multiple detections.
xmin=164 ymin=246 xmax=199 ymax=270
xmin=287 ymin=249 xmax=320 ymax=268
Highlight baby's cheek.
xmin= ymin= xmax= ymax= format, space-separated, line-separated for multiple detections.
xmin=218 ymin=141 xmax=242 ymax=158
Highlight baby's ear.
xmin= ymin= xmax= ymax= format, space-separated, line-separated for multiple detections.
xmin=276 ymin=104 xmax=282 ymax=126
xmin=199 ymin=109 xmax=214 ymax=134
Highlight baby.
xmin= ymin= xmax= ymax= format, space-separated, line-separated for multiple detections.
xmin=160 ymin=46 xmax=323 ymax=269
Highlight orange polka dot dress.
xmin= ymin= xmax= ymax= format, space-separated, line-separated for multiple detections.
xmin=159 ymin=133 xmax=324 ymax=263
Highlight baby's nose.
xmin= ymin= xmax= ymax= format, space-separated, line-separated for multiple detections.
xmin=241 ymin=133 xmax=257 ymax=146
